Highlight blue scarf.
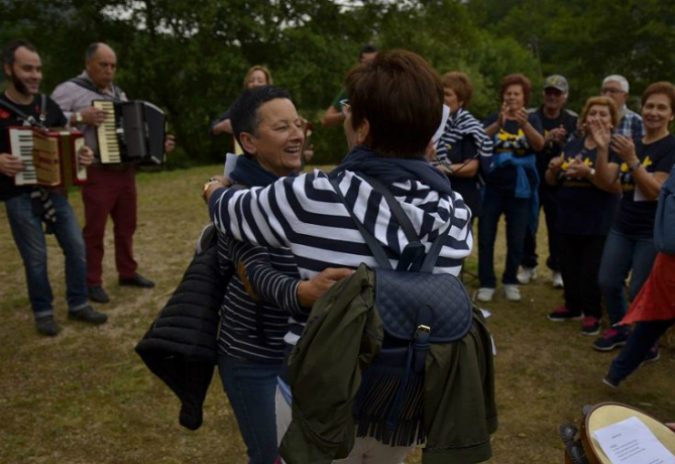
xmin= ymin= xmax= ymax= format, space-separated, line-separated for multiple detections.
xmin=229 ymin=155 xmax=282 ymax=187
xmin=330 ymin=145 xmax=453 ymax=195
xmin=490 ymin=151 xmax=540 ymax=233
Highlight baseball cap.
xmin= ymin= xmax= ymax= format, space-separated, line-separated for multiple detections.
xmin=544 ymin=75 xmax=569 ymax=94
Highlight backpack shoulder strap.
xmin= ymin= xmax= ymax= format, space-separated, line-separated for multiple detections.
xmin=359 ymin=174 xmax=418 ymax=243
xmin=329 ymin=176 xmax=392 ymax=270
xmin=419 ymin=222 xmax=453 ymax=273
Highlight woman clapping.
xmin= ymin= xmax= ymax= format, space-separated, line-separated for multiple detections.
xmin=545 ymin=97 xmax=621 ymax=335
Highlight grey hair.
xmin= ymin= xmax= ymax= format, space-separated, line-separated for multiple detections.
xmin=85 ymin=43 xmax=100 ymax=60
xmin=603 ymin=75 xmax=629 ymax=93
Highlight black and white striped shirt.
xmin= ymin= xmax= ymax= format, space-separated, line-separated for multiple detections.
xmin=216 ymin=233 xmax=304 ymax=362
xmin=210 ymin=169 xmax=473 ymax=349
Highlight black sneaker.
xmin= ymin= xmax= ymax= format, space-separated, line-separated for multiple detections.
xmin=88 ymin=286 xmax=110 ymax=303
xmin=118 ymin=274 xmax=155 ymax=288
xmin=68 ymin=305 xmax=108 ymax=325
xmin=35 ymin=316 xmax=61 ymax=336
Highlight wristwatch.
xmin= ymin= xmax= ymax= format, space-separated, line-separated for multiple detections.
xmin=74 ymin=112 xmax=83 ymax=123
xmin=202 ymin=177 xmax=222 ymax=201
xmin=628 ymin=160 xmax=642 ymax=173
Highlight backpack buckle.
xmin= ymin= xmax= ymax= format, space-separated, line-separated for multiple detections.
xmin=416 ymin=324 xmax=431 ymax=336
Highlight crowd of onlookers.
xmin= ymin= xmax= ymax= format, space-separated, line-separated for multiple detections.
xmin=202 ymin=45 xmax=674 ymax=462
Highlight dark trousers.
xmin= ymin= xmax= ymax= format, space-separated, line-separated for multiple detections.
xmin=478 ymin=186 xmax=530 ymax=288
xmin=522 ymin=187 xmax=560 ymax=271
xmin=81 ymin=165 xmax=138 ymax=286
xmin=558 ymin=234 xmax=606 ymax=319
xmin=609 ymin=319 xmax=674 ymax=381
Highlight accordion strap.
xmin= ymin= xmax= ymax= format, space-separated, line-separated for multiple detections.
xmin=0 ymin=93 xmax=47 ymax=129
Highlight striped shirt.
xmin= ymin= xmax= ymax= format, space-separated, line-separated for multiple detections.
xmin=436 ymin=108 xmax=493 ymax=163
xmin=216 ymin=233 xmax=303 ymax=362
xmin=210 ymin=169 xmax=473 ymax=345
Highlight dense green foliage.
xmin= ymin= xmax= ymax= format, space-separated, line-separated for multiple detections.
xmin=2 ymin=0 xmax=674 ymax=166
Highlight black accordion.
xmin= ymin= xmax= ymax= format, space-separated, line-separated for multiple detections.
xmin=93 ymin=100 xmax=166 ymax=165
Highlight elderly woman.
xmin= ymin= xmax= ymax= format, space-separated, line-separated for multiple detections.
xmin=205 ymin=50 xmax=495 ymax=464
xmin=478 ymin=74 xmax=545 ymax=302
xmin=433 ymin=72 xmax=492 ymax=221
xmin=545 ymin=97 xmax=621 ymax=335
xmin=593 ymin=81 xmax=675 ymax=352
xmin=206 ymin=86 xmax=350 ymax=464
xmin=210 ymin=65 xmax=273 ymax=137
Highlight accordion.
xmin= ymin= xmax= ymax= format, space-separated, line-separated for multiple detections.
xmin=93 ymin=100 xmax=166 ymax=165
xmin=9 ymin=126 xmax=87 ymax=188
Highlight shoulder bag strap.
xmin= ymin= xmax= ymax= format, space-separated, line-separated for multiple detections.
xmin=329 ymin=176 xmax=392 ymax=270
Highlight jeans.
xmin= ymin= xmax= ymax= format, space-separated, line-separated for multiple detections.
xmin=521 ymin=187 xmax=560 ymax=271
xmin=5 ymin=192 xmax=88 ymax=318
xmin=218 ymin=355 xmax=282 ymax=464
xmin=598 ymin=228 xmax=658 ymax=327
xmin=478 ymin=186 xmax=531 ymax=288
xmin=608 ymin=319 xmax=674 ymax=382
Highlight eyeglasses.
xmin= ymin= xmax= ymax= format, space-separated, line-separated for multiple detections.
xmin=339 ymin=99 xmax=350 ymax=117
xmin=602 ymin=87 xmax=624 ymax=95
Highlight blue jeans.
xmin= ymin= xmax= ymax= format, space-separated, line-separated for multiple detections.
xmin=608 ymin=319 xmax=674 ymax=382
xmin=478 ymin=186 xmax=530 ymax=288
xmin=218 ymin=355 xmax=282 ymax=464
xmin=598 ymin=228 xmax=658 ymax=327
xmin=5 ymin=192 xmax=88 ymax=318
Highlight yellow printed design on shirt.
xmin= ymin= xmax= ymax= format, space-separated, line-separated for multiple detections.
xmin=620 ymin=155 xmax=652 ymax=191
xmin=559 ymin=152 xmax=594 ymax=187
xmin=495 ymin=127 xmax=529 ymax=155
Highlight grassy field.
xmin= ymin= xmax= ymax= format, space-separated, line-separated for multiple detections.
xmin=0 ymin=165 xmax=673 ymax=464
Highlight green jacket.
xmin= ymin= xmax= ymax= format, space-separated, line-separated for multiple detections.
xmin=280 ymin=264 xmax=497 ymax=464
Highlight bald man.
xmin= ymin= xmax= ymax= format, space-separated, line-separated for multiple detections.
xmin=51 ymin=43 xmax=160 ymax=303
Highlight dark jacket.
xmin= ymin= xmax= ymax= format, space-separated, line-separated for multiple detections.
xmin=280 ymin=264 xmax=497 ymax=464
xmin=135 ymin=225 xmax=229 ymax=430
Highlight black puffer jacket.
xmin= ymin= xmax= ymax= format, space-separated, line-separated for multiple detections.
xmin=136 ymin=225 xmax=229 ymax=430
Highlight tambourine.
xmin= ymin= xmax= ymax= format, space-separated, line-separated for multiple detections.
xmin=562 ymin=402 xmax=675 ymax=464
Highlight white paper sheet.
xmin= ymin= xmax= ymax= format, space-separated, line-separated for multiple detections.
xmin=593 ymin=416 xmax=675 ymax=464
xmin=224 ymin=152 xmax=239 ymax=178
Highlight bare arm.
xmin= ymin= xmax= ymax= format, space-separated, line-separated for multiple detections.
xmin=611 ymin=135 xmax=665 ymax=200
xmin=321 ymin=106 xmax=344 ymax=128
xmin=212 ymin=118 xmax=233 ymax=136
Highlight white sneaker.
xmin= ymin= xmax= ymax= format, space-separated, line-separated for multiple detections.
xmin=517 ymin=266 xmax=537 ymax=284
xmin=552 ymin=271 xmax=564 ymax=289
xmin=477 ymin=287 xmax=495 ymax=302
xmin=503 ymin=284 xmax=521 ymax=302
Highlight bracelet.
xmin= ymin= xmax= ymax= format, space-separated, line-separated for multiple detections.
xmin=628 ymin=160 xmax=642 ymax=172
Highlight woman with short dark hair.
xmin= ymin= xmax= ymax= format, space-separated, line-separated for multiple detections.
xmin=205 ymin=50 xmax=495 ymax=464
xmin=478 ymin=73 xmax=545 ymax=302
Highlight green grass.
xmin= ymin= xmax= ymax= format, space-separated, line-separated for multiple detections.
xmin=0 ymin=165 xmax=673 ymax=463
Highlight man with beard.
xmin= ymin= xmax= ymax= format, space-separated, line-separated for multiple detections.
xmin=52 ymin=43 xmax=174 ymax=303
xmin=518 ymin=75 xmax=578 ymax=288
xmin=0 ymin=39 xmax=107 ymax=335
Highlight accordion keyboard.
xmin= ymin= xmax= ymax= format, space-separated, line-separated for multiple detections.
xmin=94 ymin=100 xmax=121 ymax=163
xmin=10 ymin=128 xmax=37 ymax=185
